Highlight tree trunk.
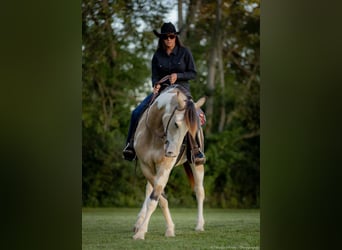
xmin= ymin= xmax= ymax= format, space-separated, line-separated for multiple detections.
xmin=216 ymin=0 xmax=226 ymax=132
xmin=205 ymin=0 xmax=223 ymax=134
xmin=180 ymin=0 xmax=201 ymax=42
xmin=178 ymin=0 xmax=183 ymax=30
xmin=205 ymin=46 xmax=217 ymax=135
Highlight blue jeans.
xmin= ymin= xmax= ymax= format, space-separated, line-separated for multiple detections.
xmin=126 ymin=93 xmax=154 ymax=144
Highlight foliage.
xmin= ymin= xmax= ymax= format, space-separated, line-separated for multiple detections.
xmin=82 ymin=0 xmax=260 ymax=208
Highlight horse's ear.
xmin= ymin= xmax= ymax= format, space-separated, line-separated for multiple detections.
xmin=177 ymin=91 xmax=186 ymax=109
xmin=195 ymin=96 xmax=206 ymax=109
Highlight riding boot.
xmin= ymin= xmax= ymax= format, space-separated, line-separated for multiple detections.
xmin=122 ymin=139 xmax=136 ymax=161
xmin=188 ymin=133 xmax=206 ymax=165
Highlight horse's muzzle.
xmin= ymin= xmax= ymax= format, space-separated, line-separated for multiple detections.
xmin=165 ymin=142 xmax=177 ymax=157
xmin=165 ymin=151 xmax=177 ymax=158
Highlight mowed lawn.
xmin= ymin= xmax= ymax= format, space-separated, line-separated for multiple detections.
xmin=82 ymin=208 xmax=259 ymax=250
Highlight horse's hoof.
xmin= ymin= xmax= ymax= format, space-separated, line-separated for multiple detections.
xmin=195 ymin=220 xmax=205 ymax=231
xmin=133 ymin=232 xmax=145 ymax=240
xmin=165 ymin=230 xmax=175 ymax=237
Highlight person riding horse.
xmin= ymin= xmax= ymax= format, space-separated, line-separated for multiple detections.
xmin=123 ymin=22 xmax=205 ymax=165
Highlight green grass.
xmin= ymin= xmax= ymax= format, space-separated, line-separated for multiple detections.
xmin=82 ymin=208 xmax=259 ymax=250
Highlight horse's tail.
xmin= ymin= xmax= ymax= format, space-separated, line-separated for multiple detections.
xmin=183 ymin=161 xmax=194 ymax=190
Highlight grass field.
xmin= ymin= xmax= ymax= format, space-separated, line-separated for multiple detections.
xmin=82 ymin=208 xmax=259 ymax=250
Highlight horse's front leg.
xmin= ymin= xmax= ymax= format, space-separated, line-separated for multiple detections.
xmin=191 ymin=163 xmax=205 ymax=231
xmin=134 ymin=182 xmax=153 ymax=233
xmin=159 ymin=193 xmax=175 ymax=237
xmin=133 ymin=166 xmax=172 ymax=240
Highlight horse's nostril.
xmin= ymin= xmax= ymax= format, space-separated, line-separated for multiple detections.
xmin=165 ymin=150 xmax=177 ymax=158
xmin=165 ymin=151 xmax=173 ymax=157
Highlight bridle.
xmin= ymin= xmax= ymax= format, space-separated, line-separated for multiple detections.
xmin=164 ymin=105 xmax=186 ymax=137
xmin=145 ymin=89 xmax=187 ymax=143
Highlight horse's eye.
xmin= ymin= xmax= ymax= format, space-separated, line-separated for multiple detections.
xmin=174 ymin=122 xmax=179 ymax=128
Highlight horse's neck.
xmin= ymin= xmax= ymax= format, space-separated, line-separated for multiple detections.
xmin=146 ymin=103 xmax=165 ymax=132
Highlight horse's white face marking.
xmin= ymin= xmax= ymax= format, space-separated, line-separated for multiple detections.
xmin=156 ymin=90 xmax=176 ymax=113
xmin=164 ymin=111 xmax=187 ymax=158
xmin=156 ymin=91 xmax=188 ymax=158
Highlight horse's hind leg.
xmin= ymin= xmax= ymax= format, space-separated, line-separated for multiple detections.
xmin=133 ymin=182 xmax=153 ymax=233
xmin=159 ymin=193 xmax=175 ymax=237
xmin=191 ymin=163 xmax=205 ymax=231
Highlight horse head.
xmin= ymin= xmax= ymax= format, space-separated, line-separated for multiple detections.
xmin=160 ymin=88 xmax=206 ymax=158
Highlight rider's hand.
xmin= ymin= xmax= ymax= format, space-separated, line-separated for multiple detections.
xmin=169 ymin=73 xmax=177 ymax=84
xmin=153 ymin=84 xmax=161 ymax=94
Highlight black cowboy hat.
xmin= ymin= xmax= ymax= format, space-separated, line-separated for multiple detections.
xmin=153 ymin=22 xmax=180 ymax=37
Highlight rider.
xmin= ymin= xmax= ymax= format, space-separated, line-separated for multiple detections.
xmin=123 ymin=22 xmax=205 ymax=165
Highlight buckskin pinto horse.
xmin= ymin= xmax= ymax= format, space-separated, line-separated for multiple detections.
xmin=132 ymin=85 xmax=206 ymax=240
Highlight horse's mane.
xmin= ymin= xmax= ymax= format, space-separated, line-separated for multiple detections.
xmin=170 ymin=85 xmax=198 ymax=139
xmin=184 ymin=99 xmax=198 ymax=139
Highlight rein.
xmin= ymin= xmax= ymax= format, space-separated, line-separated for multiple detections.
xmin=149 ymin=75 xmax=171 ymax=106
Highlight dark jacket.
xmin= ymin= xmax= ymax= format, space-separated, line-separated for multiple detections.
xmin=151 ymin=45 xmax=197 ymax=91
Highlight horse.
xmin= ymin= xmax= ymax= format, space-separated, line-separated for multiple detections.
xmin=132 ymin=84 xmax=206 ymax=240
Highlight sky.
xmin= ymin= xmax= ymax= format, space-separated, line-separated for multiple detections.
xmin=166 ymin=7 xmax=178 ymax=25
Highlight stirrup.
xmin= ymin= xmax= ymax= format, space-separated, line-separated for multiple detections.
xmin=122 ymin=143 xmax=136 ymax=161
xmin=192 ymin=149 xmax=206 ymax=165
xmin=194 ymin=155 xmax=206 ymax=165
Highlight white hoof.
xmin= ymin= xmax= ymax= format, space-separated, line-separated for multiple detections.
xmin=165 ymin=229 xmax=175 ymax=237
xmin=133 ymin=232 xmax=145 ymax=240
xmin=195 ymin=224 xmax=205 ymax=231
xmin=195 ymin=220 xmax=205 ymax=231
